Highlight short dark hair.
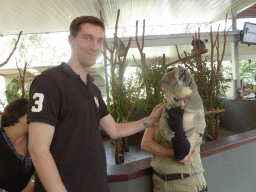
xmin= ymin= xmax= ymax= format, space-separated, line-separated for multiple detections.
xmin=1 ymin=98 xmax=28 ymax=127
xmin=70 ymin=16 xmax=105 ymax=38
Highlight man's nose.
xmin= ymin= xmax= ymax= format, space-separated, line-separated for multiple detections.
xmin=90 ymin=40 xmax=97 ymax=50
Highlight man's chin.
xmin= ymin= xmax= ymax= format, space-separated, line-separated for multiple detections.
xmin=87 ymin=57 xmax=98 ymax=66
xmin=82 ymin=59 xmax=96 ymax=67
xmin=84 ymin=63 xmax=95 ymax=67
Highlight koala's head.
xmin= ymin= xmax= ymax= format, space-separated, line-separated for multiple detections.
xmin=160 ymin=65 xmax=196 ymax=98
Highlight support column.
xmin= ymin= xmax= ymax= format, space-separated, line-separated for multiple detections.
xmin=230 ymin=9 xmax=240 ymax=100
xmin=103 ymin=44 xmax=110 ymax=106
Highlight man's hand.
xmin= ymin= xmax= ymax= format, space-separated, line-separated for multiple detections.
xmin=152 ymin=103 xmax=165 ymax=120
xmin=146 ymin=103 xmax=165 ymax=127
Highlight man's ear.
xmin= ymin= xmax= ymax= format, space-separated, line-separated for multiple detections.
xmin=68 ymin=35 xmax=75 ymax=48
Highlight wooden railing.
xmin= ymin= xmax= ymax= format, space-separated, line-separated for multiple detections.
xmin=108 ymin=129 xmax=256 ymax=182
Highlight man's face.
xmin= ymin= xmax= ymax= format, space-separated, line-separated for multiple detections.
xmin=70 ymin=23 xmax=104 ymax=67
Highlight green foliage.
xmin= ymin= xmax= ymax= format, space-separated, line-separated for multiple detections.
xmin=107 ymin=56 xmax=168 ymax=123
xmin=112 ymin=92 xmax=128 ymax=123
xmin=5 ymin=78 xmax=29 ymax=103
xmin=135 ymin=56 xmax=168 ymax=112
xmin=239 ymin=59 xmax=256 ymax=84
xmin=107 ymin=67 xmax=142 ymax=123
xmin=183 ymin=56 xmax=229 ymax=112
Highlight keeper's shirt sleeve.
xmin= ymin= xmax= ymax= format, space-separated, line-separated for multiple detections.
xmin=27 ymin=73 xmax=61 ymax=127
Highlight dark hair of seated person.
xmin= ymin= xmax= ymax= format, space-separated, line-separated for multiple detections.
xmin=1 ymin=98 xmax=28 ymax=128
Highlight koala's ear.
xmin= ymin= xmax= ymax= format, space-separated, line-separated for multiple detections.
xmin=178 ymin=66 xmax=193 ymax=87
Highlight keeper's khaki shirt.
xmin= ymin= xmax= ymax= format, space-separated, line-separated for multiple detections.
xmin=151 ymin=104 xmax=205 ymax=174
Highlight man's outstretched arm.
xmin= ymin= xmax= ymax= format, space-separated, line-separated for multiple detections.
xmin=99 ymin=104 xmax=164 ymax=139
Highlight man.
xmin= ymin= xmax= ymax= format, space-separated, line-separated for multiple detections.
xmin=27 ymin=16 xmax=164 ymax=192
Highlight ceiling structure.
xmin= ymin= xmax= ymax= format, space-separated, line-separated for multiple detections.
xmin=0 ymin=0 xmax=256 ymax=85
xmin=237 ymin=2 xmax=256 ymax=19
xmin=0 ymin=0 xmax=256 ymax=36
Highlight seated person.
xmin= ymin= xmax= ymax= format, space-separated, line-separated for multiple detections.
xmin=0 ymin=98 xmax=35 ymax=192
xmin=247 ymin=88 xmax=256 ymax=93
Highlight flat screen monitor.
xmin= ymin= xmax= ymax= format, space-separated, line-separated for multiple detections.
xmin=241 ymin=22 xmax=256 ymax=45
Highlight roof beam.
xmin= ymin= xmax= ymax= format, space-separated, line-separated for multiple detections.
xmin=209 ymin=0 xmax=256 ymax=23
xmin=105 ymin=31 xmax=241 ymax=48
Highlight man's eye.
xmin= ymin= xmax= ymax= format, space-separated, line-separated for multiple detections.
xmin=98 ymin=40 xmax=103 ymax=44
xmin=85 ymin=37 xmax=90 ymax=41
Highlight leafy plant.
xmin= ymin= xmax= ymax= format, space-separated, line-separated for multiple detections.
xmin=187 ymin=56 xmax=230 ymax=111
xmin=106 ymin=56 xmax=168 ymax=124
xmin=107 ymin=67 xmax=142 ymax=123
xmin=5 ymin=77 xmax=29 ymax=103
xmin=239 ymin=59 xmax=256 ymax=85
xmin=135 ymin=56 xmax=168 ymax=112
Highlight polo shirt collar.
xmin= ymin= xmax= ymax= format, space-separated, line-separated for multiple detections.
xmin=60 ymin=62 xmax=94 ymax=85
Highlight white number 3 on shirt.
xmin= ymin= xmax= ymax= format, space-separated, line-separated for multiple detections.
xmin=31 ymin=93 xmax=44 ymax=112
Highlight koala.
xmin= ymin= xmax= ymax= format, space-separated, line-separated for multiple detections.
xmin=191 ymin=39 xmax=206 ymax=54
xmin=116 ymin=37 xmax=126 ymax=60
xmin=159 ymin=65 xmax=206 ymax=147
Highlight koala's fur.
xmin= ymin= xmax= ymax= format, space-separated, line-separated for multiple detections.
xmin=159 ymin=65 xmax=206 ymax=143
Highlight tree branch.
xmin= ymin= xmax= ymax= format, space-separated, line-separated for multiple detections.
xmin=0 ymin=31 xmax=22 ymax=67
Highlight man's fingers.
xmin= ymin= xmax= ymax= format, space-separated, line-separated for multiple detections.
xmin=155 ymin=104 xmax=164 ymax=114
xmin=153 ymin=103 xmax=165 ymax=119
xmin=159 ymin=103 xmax=165 ymax=110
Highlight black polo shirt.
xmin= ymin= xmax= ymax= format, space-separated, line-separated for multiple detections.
xmin=27 ymin=62 xmax=110 ymax=192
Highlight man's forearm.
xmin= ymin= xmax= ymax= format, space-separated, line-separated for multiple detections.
xmin=101 ymin=104 xmax=164 ymax=139
xmin=30 ymin=149 xmax=67 ymax=192
xmin=114 ymin=116 xmax=156 ymax=138
xmin=113 ymin=104 xmax=163 ymax=138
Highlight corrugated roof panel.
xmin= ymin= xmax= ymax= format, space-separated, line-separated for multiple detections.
xmin=0 ymin=0 xmax=255 ymax=36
